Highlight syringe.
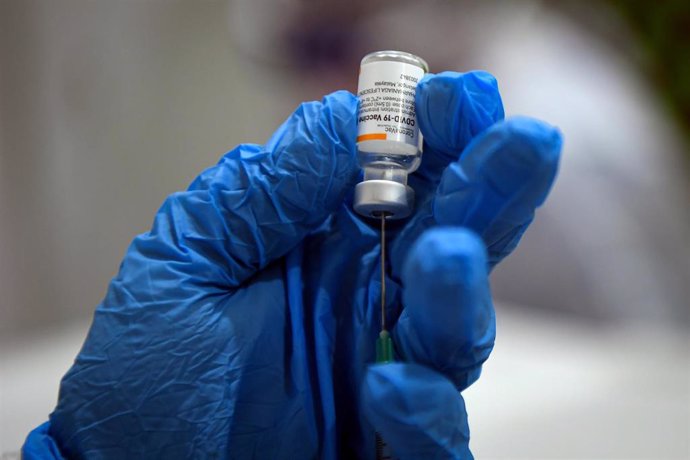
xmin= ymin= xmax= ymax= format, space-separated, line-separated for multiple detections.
xmin=375 ymin=213 xmax=394 ymax=460
xmin=353 ymin=50 xmax=428 ymax=460
xmin=376 ymin=213 xmax=393 ymax=362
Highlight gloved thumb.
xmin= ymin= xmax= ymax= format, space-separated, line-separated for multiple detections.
xmin=361 ymin=363 xmax=473 ymax=460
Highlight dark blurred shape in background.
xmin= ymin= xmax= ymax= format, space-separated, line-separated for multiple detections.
xmin=1 ymin=0 xmax=688 ymax=457
xmin=609 ymin=0 xmax=690 ymax=132
xmin=231 ymin=0 xmax=690 ymax=135
xmin=229 ymin=0 xmax=690 ymax=324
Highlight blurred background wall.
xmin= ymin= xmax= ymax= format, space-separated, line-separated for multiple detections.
xmin=1 ymin=0 xmax=688 ymax=457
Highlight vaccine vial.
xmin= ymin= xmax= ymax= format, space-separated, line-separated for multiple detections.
xmin=353 ymin=50 xmax=429 ymax=219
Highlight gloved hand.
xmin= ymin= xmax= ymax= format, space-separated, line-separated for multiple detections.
xmin=23 ymin=71 xmax=561 ymax=459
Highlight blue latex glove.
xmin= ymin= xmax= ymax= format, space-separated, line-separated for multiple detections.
xmin=23 ymin=71 xmax=561 ymax=459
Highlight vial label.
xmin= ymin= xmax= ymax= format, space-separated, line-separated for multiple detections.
xmin=357 ymin=61 xmax=425 ymax=150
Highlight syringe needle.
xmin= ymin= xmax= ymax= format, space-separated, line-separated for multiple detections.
xmin=380 ymin=213 xmax=386 ymax=332
xmin=376 ymin=214 xmax=393 ymax=360
xmin=376 ymin=213 xmax=394 ymax=460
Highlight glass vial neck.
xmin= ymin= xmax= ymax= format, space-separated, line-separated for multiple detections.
xmin=363 ymin=166 xmax=409 ymax=185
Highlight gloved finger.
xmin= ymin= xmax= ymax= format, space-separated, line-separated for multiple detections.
xmin=391 ymin=116 xmax=561 ymax=272
xmin=393 ymin=227 xmax=494 ymax=391
xmin=414 ymin=71 xmax=504 ymax=183
xmin=141 ymin=90 xmax=359 ymax=289
xmin=361 ymin=363 xmax=472 ymax=460
xmin=22 ymin=422 xmax=64 ymax=459
xmin=434 ymin=116 xmax=562 ymax=267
